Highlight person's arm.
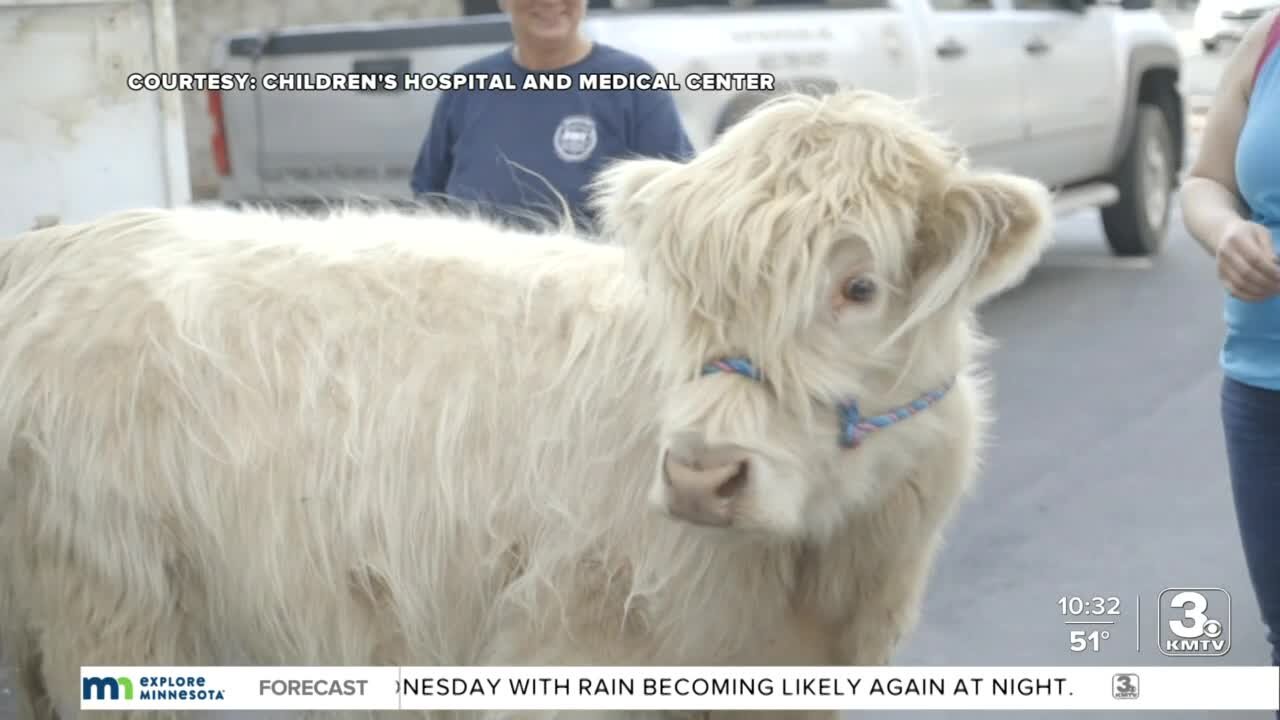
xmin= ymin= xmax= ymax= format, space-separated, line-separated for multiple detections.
xmin=1181 ymin=9 xmax=1280 ymax=300
xmin=1181 ymin=11 xmax=1272 ymax=256
xmin=628 ymin=88 xmax=695 ymax=162
xmin=409 ymin=92 xmax=457 ymax=200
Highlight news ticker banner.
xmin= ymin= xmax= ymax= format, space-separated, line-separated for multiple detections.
xmin=80 ymin=666 xmax=1280 ymax=712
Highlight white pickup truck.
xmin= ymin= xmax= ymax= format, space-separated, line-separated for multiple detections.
xmin=209 ymin=0 xmax=1184 ymax=257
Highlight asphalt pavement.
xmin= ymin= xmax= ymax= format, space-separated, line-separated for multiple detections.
xmin=0 ymin=28 xmax=1259 ymax=720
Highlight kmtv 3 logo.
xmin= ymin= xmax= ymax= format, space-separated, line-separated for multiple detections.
xmin=1112 ymin=673 xmax=1139 ymax=700
xmin=1159 ymin=588 xmax=1231 ymax=656
xmin=82 ymin=676 xmax=134 ymax=700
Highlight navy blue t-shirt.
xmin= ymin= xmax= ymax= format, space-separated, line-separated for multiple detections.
xmin=409 ymin=43 xmax=694 ymax=231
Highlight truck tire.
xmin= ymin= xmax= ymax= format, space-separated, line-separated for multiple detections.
xmin=1101 ymin=103 xmax=1175 ymax=257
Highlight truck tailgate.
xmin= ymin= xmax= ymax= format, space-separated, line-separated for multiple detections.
xmin=224 ymin=17 xmax=512 ymax=203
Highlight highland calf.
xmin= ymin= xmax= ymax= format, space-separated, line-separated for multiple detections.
xmin=0 ymin=90 xmax=1052 ymax=720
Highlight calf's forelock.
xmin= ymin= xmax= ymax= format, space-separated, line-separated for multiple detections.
xmin=589 ymin=91 xmax=972 ymax=410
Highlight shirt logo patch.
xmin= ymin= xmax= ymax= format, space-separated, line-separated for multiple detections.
xmin=553 ymin=115 xmax=598 ymax=163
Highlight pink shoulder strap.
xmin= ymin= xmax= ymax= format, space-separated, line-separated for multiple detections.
xmin=1254 ymin=13 xmax=1280 ymax=88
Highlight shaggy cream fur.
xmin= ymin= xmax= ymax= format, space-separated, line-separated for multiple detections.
xmin=0 ymin=90 xmax=1052 ymax=720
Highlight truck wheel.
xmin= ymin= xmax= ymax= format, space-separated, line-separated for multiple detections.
xmin=1101 ymin=104 xmax=1175 ymax=257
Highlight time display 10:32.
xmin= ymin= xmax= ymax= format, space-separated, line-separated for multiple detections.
xmin=1058 ymin=595 xmax=1122 ymax=616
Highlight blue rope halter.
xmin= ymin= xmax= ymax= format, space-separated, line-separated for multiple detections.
xmin=701 ymin=357 xmax=955 ymax=449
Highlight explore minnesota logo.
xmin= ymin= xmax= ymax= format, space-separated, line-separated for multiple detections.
xmin=82 ymin=676 xmax=135 ymax=700
xmin=81 ymin=670 xmax=227 ymax=707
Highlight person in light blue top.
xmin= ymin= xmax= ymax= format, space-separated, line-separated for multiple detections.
xmin=1222 ymin=20 xmax=1280 ymax=390
xmin=1182 ymin=7 xmax=1280 ymax=700
xmin=409 ymin=0 xmax=694 ymax=232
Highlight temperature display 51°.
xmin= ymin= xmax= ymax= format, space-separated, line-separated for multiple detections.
xmin=1059 ymin=596 xmax=1121 ymax=653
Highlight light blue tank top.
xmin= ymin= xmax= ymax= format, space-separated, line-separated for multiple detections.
xmin=1222 ymin=36 xmax=1280 ymax=391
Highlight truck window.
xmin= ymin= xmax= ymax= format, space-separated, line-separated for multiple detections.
xmin=753 ymin=0 xmax=891 ymax=6
xmin=650 ymin=0 xmax=731 ymax=7
xmin=928 ymin=0 xmax=992 ymax=9
xmin=461 ymin=0 xmax=610 ymax=14
xmin=620 ymin=0 xmax=889 ymax=8
xmin=461 ymin=0 xmax=500 ymax=15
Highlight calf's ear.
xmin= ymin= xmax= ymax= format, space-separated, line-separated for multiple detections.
xmin=912 ymin=170 xmax=1053 ymax=314
xmin=588 ymin=158 xmax=682 ymax=240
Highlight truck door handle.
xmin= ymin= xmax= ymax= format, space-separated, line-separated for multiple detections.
xmin=351 ymin=57 xmax=411 ymax=92
xmin=936 ymin=38 xmax=966 ymax=59
xmin=1025 ymin=37 xmax=1050 ymax=55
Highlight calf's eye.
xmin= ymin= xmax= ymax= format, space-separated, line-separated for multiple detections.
xmin=841 ymin=276 xmax=876 ymax=303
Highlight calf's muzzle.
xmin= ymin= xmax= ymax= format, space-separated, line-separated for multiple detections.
xmin=660 ymin=447 xmax=751 ymax=527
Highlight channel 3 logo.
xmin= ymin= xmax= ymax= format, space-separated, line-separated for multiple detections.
xmin=1112 ymin=673 xmax=1139 ymax=700
xmin=1159 ymin=588 xmax=1231 ymax=657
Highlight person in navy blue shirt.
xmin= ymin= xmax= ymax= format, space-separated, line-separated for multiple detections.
xmin=409 ymin=0 xmax=694 ymax=232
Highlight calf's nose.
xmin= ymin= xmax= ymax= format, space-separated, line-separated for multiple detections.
xmin=660 ymin=448 xmax=751 ymax=527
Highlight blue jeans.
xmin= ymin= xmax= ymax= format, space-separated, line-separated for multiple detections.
xmin=1221 ymin=376 xmax=1280 ymax=672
